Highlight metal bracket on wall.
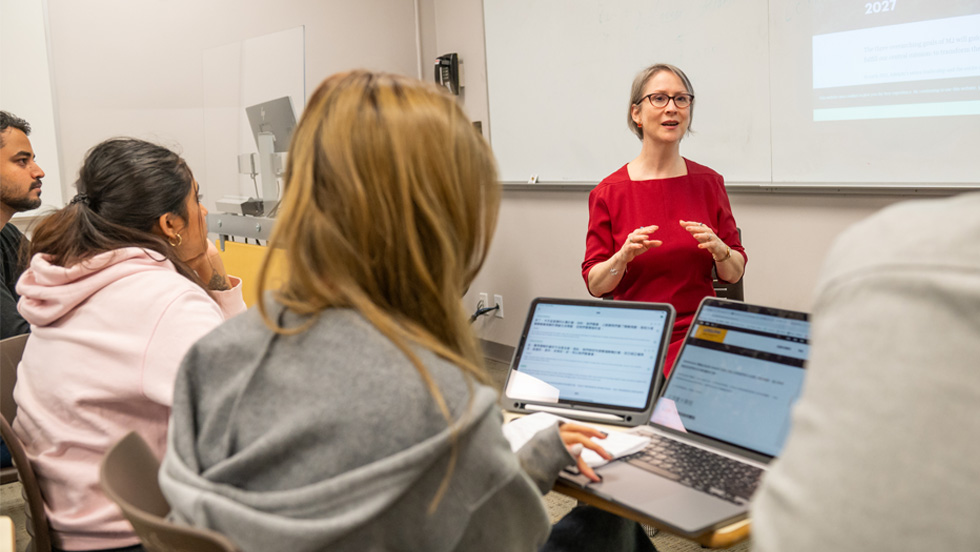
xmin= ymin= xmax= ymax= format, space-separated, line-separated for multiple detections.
xmin=208 ymin=212 xmax=275 ymax=251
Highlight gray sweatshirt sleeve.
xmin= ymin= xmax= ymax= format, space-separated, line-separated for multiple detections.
xmin=515 ymin=424 xmax=576 ymax=494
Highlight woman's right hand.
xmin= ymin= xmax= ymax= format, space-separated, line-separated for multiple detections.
xmin=617 ymin=225 xmax=662 ymax=263
xmin=587 ymin=224 xmax=662 ymax=297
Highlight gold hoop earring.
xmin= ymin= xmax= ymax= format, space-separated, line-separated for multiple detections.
xmin=169 ymin=233 xmax=182 ymax=247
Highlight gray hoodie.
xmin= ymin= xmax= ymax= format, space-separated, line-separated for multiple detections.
xmin=160 ymin=306 xmax=573 ymax=552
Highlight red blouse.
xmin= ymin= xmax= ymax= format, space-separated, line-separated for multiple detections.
xmin=582 ymin=158 xmax=746 ymax=374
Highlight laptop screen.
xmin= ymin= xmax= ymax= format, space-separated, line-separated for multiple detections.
xmin=505 ymin=298 xmax=674 ymax=413
xmin=656 ymin=299 xmax=809 ymax=457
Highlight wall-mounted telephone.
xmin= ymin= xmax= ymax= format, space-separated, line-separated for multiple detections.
xmin=434 ymin=53 xmax=460 ymax=96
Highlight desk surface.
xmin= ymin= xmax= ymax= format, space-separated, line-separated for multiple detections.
xmin=503 ymin=412 xmax=752 ymax=548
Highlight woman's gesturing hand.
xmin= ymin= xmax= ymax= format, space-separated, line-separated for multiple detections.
xmin=617 ymin=224 xmax=662 ymax=264
xmin=679 ymin=220 xmax=728 ymax=261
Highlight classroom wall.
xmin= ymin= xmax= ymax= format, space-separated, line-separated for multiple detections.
xmin=45 ymin=0 xmax=420 ymax=212
xmin=39 ymin=0 xmax=943 ymax=353
xmin=0 ymin=0 xmax=65 ymax=216
xmin=428 ymin=0 xmax=929 ymax=351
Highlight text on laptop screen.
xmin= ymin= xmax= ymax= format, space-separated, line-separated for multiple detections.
xmin=516 ymin=303 xmax=670 ymax=409
xmin=661 ymin=303 xmax=809 ymax=457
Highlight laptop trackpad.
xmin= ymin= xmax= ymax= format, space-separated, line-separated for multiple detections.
xmin=591 ymin=462 xmax=746 ymax=535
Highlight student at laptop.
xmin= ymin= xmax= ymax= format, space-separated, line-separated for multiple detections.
xmin=751 ymin=192 xmax=980 ymax=551
xmin=161 ymin=71 xmax=656 ymax=552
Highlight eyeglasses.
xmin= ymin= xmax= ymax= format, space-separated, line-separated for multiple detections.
xmin=638 ymin=93 xmax=694 ymax=109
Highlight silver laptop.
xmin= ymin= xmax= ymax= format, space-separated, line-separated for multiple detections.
xmin=503 ymin=297 xmax=675 ymax=427
xmin=561 ymin=297 xmax=810 ymax=537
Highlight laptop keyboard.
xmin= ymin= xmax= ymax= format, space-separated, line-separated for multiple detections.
xmin=625 ymin=434 xmax=763 ymax=505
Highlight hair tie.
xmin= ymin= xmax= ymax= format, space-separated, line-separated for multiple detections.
xmin=70 ymin=193 xmax=90 ymax=207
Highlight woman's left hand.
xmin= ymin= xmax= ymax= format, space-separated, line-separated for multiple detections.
xmin=679 ymin=220 xmax=728 ymax=261
xmin=184 ymin=240 xmax=232 ymax=291
xmin=559 ymin=422 xmax=613 ymax=483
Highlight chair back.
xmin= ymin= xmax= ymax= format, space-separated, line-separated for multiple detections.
xmin=1 ymin=333 xmax=29 ymax=424
xmin=100 ymin=432 xmax=240 ymax=552
xmin=1 ymin=333 xmax=30 ymax=485
xmin=711 ymin=271 xmax=744 ymax=301
xmin=711 ymin=227 xmax=744 ymax=301
xmin=0 ymin=414 xmax=52 ymax=552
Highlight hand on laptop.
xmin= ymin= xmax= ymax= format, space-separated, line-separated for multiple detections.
xmin=559 ymin=422 xmax=613 ymax=482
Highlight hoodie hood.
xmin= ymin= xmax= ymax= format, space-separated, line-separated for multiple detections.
xmin=17 ymin=248 xmax=178 ymax=327
xmin=160 ymin=387 xmax=504 ymax=552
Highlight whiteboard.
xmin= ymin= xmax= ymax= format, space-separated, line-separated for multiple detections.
xmin=483 ymin=0 xmax=980 ymax=187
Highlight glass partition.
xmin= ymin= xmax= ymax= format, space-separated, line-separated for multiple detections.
xmin=201 ymin=26 xmax=304 ymax=243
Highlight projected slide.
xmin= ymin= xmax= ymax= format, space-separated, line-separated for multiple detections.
xmin=812 ymin=2 xmax=980 ymax=121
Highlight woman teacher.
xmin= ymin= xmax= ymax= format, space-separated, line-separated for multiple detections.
xmin=582 ymin=63 xmax=746 ymax=376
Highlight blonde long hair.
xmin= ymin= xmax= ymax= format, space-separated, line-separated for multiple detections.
xmin=257 ymin=71 xmax=500 ymax=503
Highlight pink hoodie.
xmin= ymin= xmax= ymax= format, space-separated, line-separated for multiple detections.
xmin=12 ymin=247 xmax=246 ymax=551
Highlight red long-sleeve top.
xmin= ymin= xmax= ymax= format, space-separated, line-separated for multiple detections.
xmin=582 ymin=159 xmax=746 ymax=375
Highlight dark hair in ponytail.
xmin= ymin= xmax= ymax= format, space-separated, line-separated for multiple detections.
xmin=30 ymin=138 xmax=203 ymax=287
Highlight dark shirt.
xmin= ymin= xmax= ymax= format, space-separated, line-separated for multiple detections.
xmin=1 ymin=223 xmax=30 ymax=339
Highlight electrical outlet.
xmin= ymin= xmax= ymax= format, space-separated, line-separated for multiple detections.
xmin=478 ymin=293 xmax=489 ymax=311
xmin=493 ymin=294 xmax=504 ymax=318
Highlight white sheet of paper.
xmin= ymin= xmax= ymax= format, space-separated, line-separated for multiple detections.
xmin=580 ymin=430 xmax=650 ymax=468
xmin=504 ymin=371 xmax=560 ymax=403
xmin=650 ymin=397 xmax=687 ymax=433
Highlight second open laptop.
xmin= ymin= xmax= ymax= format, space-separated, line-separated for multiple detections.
xmin=561 ymin=297 xmax=810 ymax=537
xmin=502 ymin=297 xmax=675 ymax=427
